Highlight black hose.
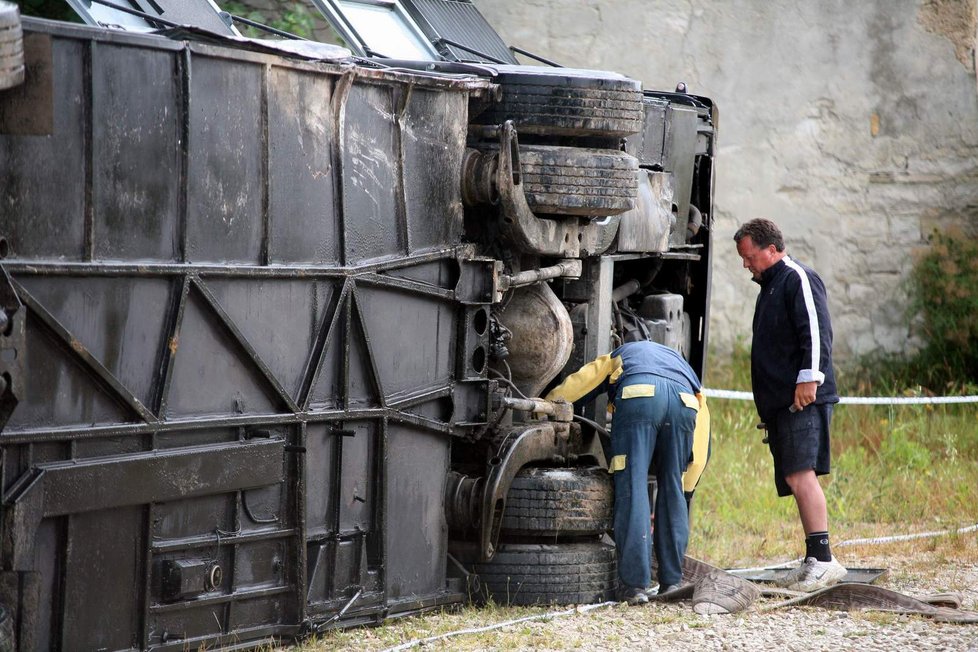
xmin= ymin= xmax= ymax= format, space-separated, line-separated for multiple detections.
xmin=572 ymin=413 xmax=609 ymax=438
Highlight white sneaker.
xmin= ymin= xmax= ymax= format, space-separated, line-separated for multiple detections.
xmin=783 ymin=557 xmax=847 ymax=592
xmin=775 ymin=560 xmax=808 ymax=588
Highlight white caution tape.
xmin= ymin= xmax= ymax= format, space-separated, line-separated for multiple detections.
xmin=835 ymin=523 xmax=978 ymax=547
xmin=381 ymin=601 xmax=617 ymax=652
xmin=729 ymin=523 xmax=978 ymax=574
xmin=702 ymin=388 xmax=978 ymax=405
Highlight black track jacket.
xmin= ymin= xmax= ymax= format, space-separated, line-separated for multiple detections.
xmin=750 ymin=256 xmax=839 ymax=421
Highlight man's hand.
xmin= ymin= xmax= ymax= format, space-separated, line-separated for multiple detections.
xmin=792 ymin=381 xmax=818 ymax=412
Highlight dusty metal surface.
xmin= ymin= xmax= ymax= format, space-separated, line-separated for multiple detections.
xmin=0 ymin=18 xmax=487 ymax=650
xmin=495 ymin=282 xmax=574 ymax=399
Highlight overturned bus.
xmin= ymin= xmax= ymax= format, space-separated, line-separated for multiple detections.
xmin=0 ymin=0 xmax=716 ymax=648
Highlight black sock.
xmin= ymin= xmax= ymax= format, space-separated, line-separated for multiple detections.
xmin=805 ymin=531 xmax=831 ymax=562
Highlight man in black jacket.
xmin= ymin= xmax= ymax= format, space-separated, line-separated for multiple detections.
xmin=733 ymin=218 xmax=845 ymax=592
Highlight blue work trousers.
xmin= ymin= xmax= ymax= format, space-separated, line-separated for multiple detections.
xmin=611 ymin=374 xmax=696 ymax=589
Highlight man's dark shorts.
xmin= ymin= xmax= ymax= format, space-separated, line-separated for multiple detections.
xmin=767 ymin=403 xmax=833 ymax=497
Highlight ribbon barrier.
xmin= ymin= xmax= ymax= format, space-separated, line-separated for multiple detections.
xmin=702 ymin=388 xmax=978 ymax=405
xmin=381 ymin=601 xmax=617 ymax=652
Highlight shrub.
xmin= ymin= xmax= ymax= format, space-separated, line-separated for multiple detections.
xmin=907 ymin=226 xmax=978 ymax=386
xmin=219 ymin=1 xmax=318 ymax=39
xmin=20 ymin=0 xmax=79 ymax=22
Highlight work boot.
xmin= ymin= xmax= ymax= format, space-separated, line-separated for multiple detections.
xmin=783 ymin=557 xmax=847 ymax=592
xmin=617 ymin=585 xmax=650 ymax=605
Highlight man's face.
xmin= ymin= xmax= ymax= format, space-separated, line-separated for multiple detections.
xmin=736 ymin=236 xmax=781 ymax=280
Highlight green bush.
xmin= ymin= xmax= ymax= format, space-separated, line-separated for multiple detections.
xmin=843 ymin=227 xmax=978 ymax=397
xmin=19 ymin=0 xmax=321 ymax=38
xmin=19 ymin=0 xmax=79 ymax=22
xmin=219 ymin=1 xmax=318 ymax=39
xmin=907 ymin=226 xmax=978 ymax=386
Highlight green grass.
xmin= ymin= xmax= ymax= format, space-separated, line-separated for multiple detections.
xmin=295 ymin=602 xmax=571 ymax=651
xmin=691 ymin=343 xmax=978 ymax=566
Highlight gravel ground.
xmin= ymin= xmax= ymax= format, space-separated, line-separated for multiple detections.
xmin=312 ymin=541 xmax=978 ymax=651
xmin=543 ymin=549 xmax=978 ymax=651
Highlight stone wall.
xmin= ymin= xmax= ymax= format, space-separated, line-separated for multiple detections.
xmin=475 ymin=0 xmax=978 ymax=361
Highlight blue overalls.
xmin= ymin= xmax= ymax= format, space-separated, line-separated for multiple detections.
xmin=610 ymin=373 xmax=695 ymax=589
xmin=545 ymin=341 xmax=709 ymax=590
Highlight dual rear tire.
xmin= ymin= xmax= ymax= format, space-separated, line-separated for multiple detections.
xmin=463 ymin=466 xmax=618 ymax=606
xmin=471 ymin=70 xmax=643 ymax=139
xmin=0 ymin=2 xmax=25 ymax=91
xmin=469 ymin=541 xmax=617 ymax=606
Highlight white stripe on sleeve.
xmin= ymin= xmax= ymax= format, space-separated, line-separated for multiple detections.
xmin=783 ymin=256 xmax=823 ymax=380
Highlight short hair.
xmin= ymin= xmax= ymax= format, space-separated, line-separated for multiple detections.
xmin=733 ymin=218 xmax=785 ymax=252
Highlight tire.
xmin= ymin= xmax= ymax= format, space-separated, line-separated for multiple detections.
xmin=518 ymin=145 xmax=639 ymax=217
xmin=500 ymin=466 xmax=613 ymax=537
xmin=0 ymin=1 xmax=24 ymax=92
xmin=0 ymin=2 xmax=19 ymax=28
xmin=471 ymin=541 xmax=617 ymax=606
xmin=473 ymin=68 xmax=643 ymax=138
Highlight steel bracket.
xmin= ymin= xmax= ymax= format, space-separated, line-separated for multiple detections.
xmin=479 ymin=422 xmax=566 ymax=560
xmin=495 ymin=121 xmax=582 ymax=258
